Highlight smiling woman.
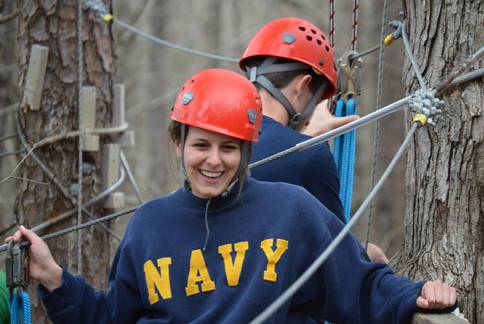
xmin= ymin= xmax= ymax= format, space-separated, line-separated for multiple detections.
xmin=176 ymin=127 xmax=241 ymax=199
xmin=7 ymin=68 xmax=457 ymax=324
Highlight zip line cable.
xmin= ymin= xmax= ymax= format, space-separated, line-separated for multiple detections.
xmin=401 ymin=21 xmax=427 ymax=91
xmin=436 ymin=46 xmax=484 ymax=95
xmin=120 ymin=150 xmax=144 ymax=203
xmin=77 ymin=0 xmax=85 ymax=275
xmin=250 ymin=122 xmax=420 ymax=324
xmin=112 ymin=19 xmax=238 ymax=63
xmin=0 ymin=207 xmax=136 ymax=254
xmin=30 ymin=167 xmax=126 ymax=238
xmin=250 ymin=96 xmax=412 ymax=169
xmin=366 ymin=0 xmax=389 ymax=249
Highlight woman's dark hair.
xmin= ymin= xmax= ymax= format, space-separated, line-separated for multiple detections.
xmin=168 ymin=120 xmax=252 ymax=197
xmin=246 ymin=57 xmax=327 ymax=94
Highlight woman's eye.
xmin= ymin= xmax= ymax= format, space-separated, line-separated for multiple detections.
xmin=193 ymin=143 xmax=208 ymax=148
xmin=222 ymin=145 xmax=238 ymax=151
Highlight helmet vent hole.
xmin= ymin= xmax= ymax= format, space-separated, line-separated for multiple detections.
xmin=298 ymin=26 xmax=306 ymax=31
xmin=306 ymin=35 xmax=312 ymax=41
xmin=325 ymin=45 xmax=330 ymax=52
xmin=317 ymin=39 xmax=322 ymax=45
xmin=321 ymin=34 xmax=326 ymax=40
xmin=310 ymin=29 xmax=317 ymax=34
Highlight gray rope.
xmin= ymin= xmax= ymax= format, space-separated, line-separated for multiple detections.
xmin=366 ymin=0 xmax=389 ymax=250
xmin=112 ymin=19 xmax=238 ymax=63
xmin=401 ymin=21 xmax=427 ymax=90
xmin=249 ymin=122 xmax=419 ymax=324
xmin=249 ymin=96 xmax=412 ymax=169
xmin=120 ymin=150 xmax=144 ymax=203
xmin=77 ymin=0 xmax=84 ymax=275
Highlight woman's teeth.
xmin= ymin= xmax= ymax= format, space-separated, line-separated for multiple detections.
xmin=200 ymin=170 xmax=224 ymax=178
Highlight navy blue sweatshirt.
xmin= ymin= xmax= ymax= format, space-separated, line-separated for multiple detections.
xmin=40 ymin=178 xmax=423 ymax=323
xmin=252 ymin=116 xmax=345 ymax=222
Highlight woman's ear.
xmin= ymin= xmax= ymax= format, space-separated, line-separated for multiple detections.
xmin=175 ymin=140 xmax=183 ymax=158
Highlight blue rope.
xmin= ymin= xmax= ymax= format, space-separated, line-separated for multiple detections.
xmin=334 ymin=98 xmax=357 ymax=223
xmin=8 ymin=290 xmax=31 ymax=324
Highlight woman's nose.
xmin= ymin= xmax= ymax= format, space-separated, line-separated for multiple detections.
xmin=206 ymin=148 xmax=221 ymax=165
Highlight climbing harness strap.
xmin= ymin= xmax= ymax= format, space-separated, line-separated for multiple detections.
xmin=6 ymin=242 xmax=31 ymax=324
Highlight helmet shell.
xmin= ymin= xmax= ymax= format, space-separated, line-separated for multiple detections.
xmin=240 ymin=17 xmax=337 ymax=99
xmin=171 ymin=69 xmax=263 ymax=142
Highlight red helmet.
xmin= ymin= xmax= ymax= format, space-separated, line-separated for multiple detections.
xmin=240 ymin=17 xmax=337 ymax=99
xmin=171 ymin=69 xmax=262 ymax=142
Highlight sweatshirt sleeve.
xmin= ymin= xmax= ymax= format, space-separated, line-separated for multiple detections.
xmin=292 ymin=190 xmax=425 ymax=324
xmin=38 ymin=238 xmax=142 ymax=324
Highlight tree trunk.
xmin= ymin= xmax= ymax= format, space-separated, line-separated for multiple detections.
xmin=0 ymin=0 xmax=19 ymax=232
xmin=393 ymin=1 xmax=483 ymax=323
xmin=17 ymin=0 xmax=114 ymax=322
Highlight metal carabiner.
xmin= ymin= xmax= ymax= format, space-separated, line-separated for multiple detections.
xmin=5 ymin=241 xmax=29 ymax=295
xmin=336 ymin=50 xmax=363 ymax=102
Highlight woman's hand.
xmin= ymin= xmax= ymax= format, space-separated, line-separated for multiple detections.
xmin=5 ymin=226 xmax=63 ymax=292
xmin=417 ymin=280 xmax=457 ymax=309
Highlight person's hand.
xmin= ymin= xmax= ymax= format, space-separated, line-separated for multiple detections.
xmin=416 ymin=280 xmax=457 ymax=309
xmin=5 ymin=226 xmax=63 ymax=292
xmin=366 ymin=243 xmax=389 ymax=264
xmin=301 ymin=100 xmax=359 ymax=137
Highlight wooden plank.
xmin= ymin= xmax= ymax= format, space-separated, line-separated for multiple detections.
xmin=80 ymin=86 xmax=99 ymax=151
xmin=113 ymin=84 xmax=125 ymax=127
xmin=119 ymin=130 xmax=135 ymax=148
xmin=412 ymin=312 xmax=469 ymax=324
xmin=101 ymin=144 xmax=124 ymax=209
xmin=22 ymin=45 xmax=49 ymax=111
xmin=104 ymin=192 xmax=125 ymax=209
xmin=101 ymin=144 xmax=120 ymax=190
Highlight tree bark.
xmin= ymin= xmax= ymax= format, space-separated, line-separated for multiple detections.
xmin=0 ymin=0 xmax=19 ymax=232
xmin=17 ymin=0 xmax=114 ymax=322
xmin=393 ymin=1 xmax=483 ymax=323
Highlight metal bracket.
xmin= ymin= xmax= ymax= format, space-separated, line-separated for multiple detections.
xmin=337 ymin=50 xmax=363 ymax=101
xmin=5 ymin=242 xmax=29 ymax=295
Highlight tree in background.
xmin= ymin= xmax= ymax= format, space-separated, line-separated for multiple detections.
xmin=16 ymin=0 xmax=114 ymax=322
xmin=394 ymin=1 xmax=483 ymax=323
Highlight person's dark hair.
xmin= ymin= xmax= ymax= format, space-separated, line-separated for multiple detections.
xmin=168 ymin=121 xmax=252 ymax=197
xmin=245 ymin=57 xmax=327 ymax=94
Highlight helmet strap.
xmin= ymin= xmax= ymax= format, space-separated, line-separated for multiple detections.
xmin=246 ymin=57 xmax=321 ymax=130
xmin=297 ymin=81 xmax=328 ymax=127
